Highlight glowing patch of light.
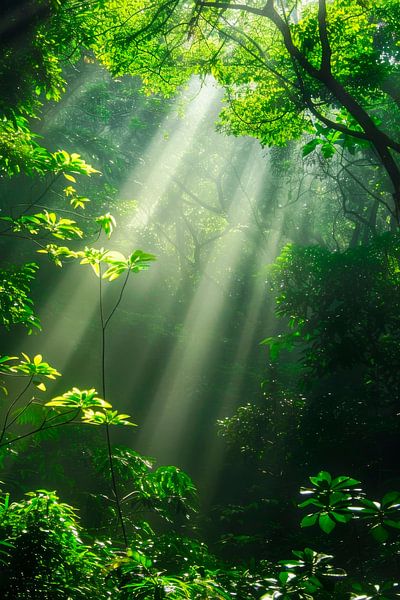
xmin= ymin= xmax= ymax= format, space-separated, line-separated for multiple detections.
xmin=197 ymin=209 xmax=287 ymax=500
xmin=19 ymin=264 xmax=100 ymax=383
xmin=124 ymin=78 xmax=220 ymax=229
xmin=135 ymin=145 xmax=270 ymax=460
xmin=29 ymin=78 xmax=220 ymax=386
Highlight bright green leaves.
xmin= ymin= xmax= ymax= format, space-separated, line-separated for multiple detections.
xmin=300 ymin=471 xmax=362 ymax=533
xmin=0 ymin=117 xmax=99 ymax=178
xmin=146 ymin=466 xmax=197 ymax=506
xmin=77 ymin=247 xmax=110 ymax=276
xmin=45 ymin=388 xmax=136 ymax=428
xmin=0 ymin=353 xmax=61 ymax=392
xmin=92 ymin=0 xmax=195 ymax=96
xmin=82 ymin=409 xmax=136 ymax=427
xmin=122 ymin=571 xmax=230 ymax=599
xmin=78 ymin=247 xmax=121 ymax=278
xmin=63 ymin=185 xmax=90 ymax=210
xmin=71 ymin=196 xmax=90 ymax=210
xmin=0 ymin=490 xmax=104 ymax=598
xmin=95 ymin=213 xmax=116 ymax=238
xmin=262 ymin=571 xmax=299 ymax=600
xmin=122 ymin=465 xmax=197 ymax=519
xmin=127 ymin=548 xmax=153 ymax=570
xmin=352 ymin=492 xmax=400 ymax=543
xmin=40 ymin=245 xmax=156 ymax=278
xmin=0 ymin=263 xmax=40 ymax=333
xmin=306 ymin=471 xmax=359 ymax=489
xmin=293 ymin=0 xmax=380 ymax=86
xmin=37 ymin=244 xmax=79 ymax=267
xmin=254 ymin=472 xmax=400 ymax=598
xmin=0 ymin=116 xmax=44 ymax=177
xmin=3 ymin=489 xmax=80 ymax=531
xmin=279 ymin=547 xmax=345 ymax=580
xmin=262 ymin=548 xmax=346 ymax=599
xmin=262 ymin=548 xmax=344 ymax=600
xmin=299 ymin=471 xmax=400 ymax=542
xmin=0 ymin=354 xmax=61 ymax=447
xmin=302 ymin=129 xmax=341 ymax=159
xmin=46 ymin=388 xmax=112 ymax=410
xmin=0 ymin=356 xmax=17 ymax=375
xmin=15 ymin=353 xmax=60 ymax=388
xmin=102 ymin=249 xmax=156 ymax=281
xmin=1 ymin=211 xmax=83 ymax=241
xmin=75 ymin=247 xmax=156 ymax=280
xmin=52 ymin=150 xmax=99 ymax=178
xmin=302 ymin=119 xmax=370 ymax=159
xmin=91 ymin=447 xmax=197 ymax=526
xmin=100 ymin=251 xmax=135 ymax=281
xmin=302 ymin=137 xmax=322 ymax=157
xmin=121 ymin=559 xmax=231 ymax=600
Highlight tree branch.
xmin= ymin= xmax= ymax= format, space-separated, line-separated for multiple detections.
xmin=198 ymin=1 xmax=267 ymax=18
xmin=318 ymin=0 xmax=332 ymax=74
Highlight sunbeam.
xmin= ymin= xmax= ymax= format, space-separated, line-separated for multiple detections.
xmin=125 ymin=78 xmax=221 ymax=229
xmin=196 ymin=210 xmax=287 ymax=500
xmin=1 ymin=1 xmax=397 ymax=593
xmin=134 ymin=143 xmax=270 ymax=463
xmin=24 ymin=77 xmax=221 ymax=390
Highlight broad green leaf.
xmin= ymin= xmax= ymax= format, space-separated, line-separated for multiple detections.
xmin=63 ymin=173 xmax=76 ymax=183
xmin=300 ymin=513 xmax=318 ymax=528
xmin=302 ymin=138 xmax=320 ymax=156
xmin=319 ymin=514 xmax=336 ymax=534
xmin=370 ymin=524 xmax=389 ymax=543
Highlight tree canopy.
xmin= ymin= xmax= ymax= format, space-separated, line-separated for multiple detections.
xmin=0 ymin=0 xmax=400 ymax=598
xmin=73 ymin=0 xmax=400 ymax=219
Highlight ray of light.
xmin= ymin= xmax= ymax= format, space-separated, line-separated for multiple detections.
xmin=22 ymin=78 xmax=221 ymax=388
xmin=124 ymin=79 xmax=221 ymax=229
xmin=11 ymin=264 xmax=101 ymax=387
xmin=196 ymin=211 xmax=287 ymax=501
xmin=5 ymin=71 xmax=294 ymax=499
xmin=134 ymin=144 xmax=271 ymax=462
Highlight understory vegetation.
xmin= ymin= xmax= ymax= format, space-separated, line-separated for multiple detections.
xmin=0 ymin=0 xmax=399 ymax=598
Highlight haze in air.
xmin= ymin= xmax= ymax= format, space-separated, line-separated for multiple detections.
xmin=0 ymin=1 xmax=399 ymax=598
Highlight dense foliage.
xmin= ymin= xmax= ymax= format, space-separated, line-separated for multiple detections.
xmin=0 ymin=0 xmax=399 ymax=598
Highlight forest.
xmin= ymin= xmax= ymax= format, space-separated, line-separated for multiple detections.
xmin=0 ymin=0 xmax=399 ymax=597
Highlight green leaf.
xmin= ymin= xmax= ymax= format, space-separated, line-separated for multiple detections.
xmin=331 ymin=511 xmax=352 ymax=524
xmin=302 ymin=138 xmax=320 ymax=157
xmin=384 ymin=519 xmax=400 ymax=530
xmin=319 ymin=514 xmax=336 ymax=534
xmin=300 ymin=513 xmax=318 ymax=528
xmin=370 ymin=524 xmax=389 ymax=542
xmin=63 ymin=173 xmax=76 ymax=182
xmin=96 ymin=213 xmax=116 ymax=238
xmin=321 ymin=142 xmax=336 ymax=158
xmin=81 ymin=408 xmax=136 ymax=427
xmin=331 ymin=476 xmax=361 ymax=490
xmin=382 ymin=491 xmax=400 ymax=507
